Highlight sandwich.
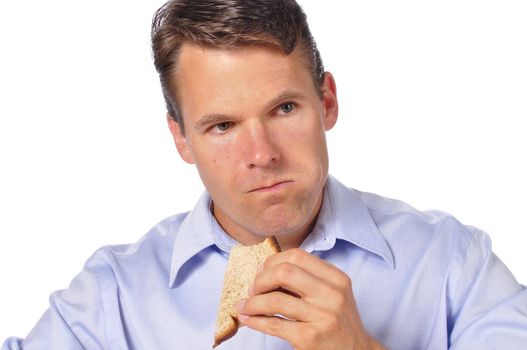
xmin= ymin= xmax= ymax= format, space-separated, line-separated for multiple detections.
xmin=213 ymin=236 xmax=281 ymax=348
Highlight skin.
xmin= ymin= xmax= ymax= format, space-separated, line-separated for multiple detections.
xmin=167 ymin=43 xmax=384 ymax=349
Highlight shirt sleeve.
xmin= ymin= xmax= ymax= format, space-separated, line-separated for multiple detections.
xmin=449 ymin=229 xmax=527 ymax=349
xmin=1 ymin=251 xmax=117 ymax=350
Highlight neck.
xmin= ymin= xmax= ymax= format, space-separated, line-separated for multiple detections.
xmin=212 ymin=191 xmax=324 ymax=251
xmin=274 ymin=211 xmax=320 ymax=250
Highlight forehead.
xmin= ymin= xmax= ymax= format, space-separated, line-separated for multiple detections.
xmin=173 ymin=43 xmax=317 ymax=119
xmin=177 ymin=43 xmax=313 ymax=84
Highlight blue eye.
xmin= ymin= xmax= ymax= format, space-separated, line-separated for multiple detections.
xmin=215 ymin=122 xmax=231 ymax=132
xmin=280 ymin=103 xmax=295 ymax=113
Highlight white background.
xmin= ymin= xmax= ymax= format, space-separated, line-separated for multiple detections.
xmin=1 ymin=0 xmax=526 ymax=341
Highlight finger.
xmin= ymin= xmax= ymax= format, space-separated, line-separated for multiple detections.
xmin=250 ymin=261 xmax=328 ymax=300
xmin=237 ymin=313 xmax=304 ymax=345
xmin=237 ymin=290 xmax=309 ymax=321
xmin=262 ymin=248 xmax=348 ymax=289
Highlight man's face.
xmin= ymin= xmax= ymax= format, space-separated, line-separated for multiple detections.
xmin=168 ymin=43 xmax=338 ymax=247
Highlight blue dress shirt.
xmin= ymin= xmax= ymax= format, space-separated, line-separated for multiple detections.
xmin=3 ymin=176 xmax=526 ymax=349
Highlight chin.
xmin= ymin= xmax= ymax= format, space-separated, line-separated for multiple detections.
xmin=252 ymin=215 xmax=309 ymax=237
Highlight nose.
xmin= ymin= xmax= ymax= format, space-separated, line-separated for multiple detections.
xmin=243 ymin=121 xmax=280 ymax=169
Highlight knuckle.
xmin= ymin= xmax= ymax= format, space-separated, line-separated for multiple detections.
xmin=287 ymin=248 xmax=305 ymax=265
xmin=266 ymin=316 xmax=282 ymax=333
xmin=341 ymin=274 xmax=353 ymax=291
xmin=277 ymin=262 xmax=296 ymax=281
xmin=330 ymin=289 xmax=346 ymax=308
xmin=335 ymin=273 xmax=353 ymax=295
xmin=324 ymin=314 xmax=339 ymax=332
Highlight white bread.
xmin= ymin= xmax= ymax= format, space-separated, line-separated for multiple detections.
xmin=213 ymin=236 xmax=281 ymax=348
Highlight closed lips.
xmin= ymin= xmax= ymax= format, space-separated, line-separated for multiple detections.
xmin=249 ymin=181 xmax=293 ymax=192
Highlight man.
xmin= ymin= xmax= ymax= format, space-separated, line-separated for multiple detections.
xmin=3 ymin=0 xmax=526 ymax=349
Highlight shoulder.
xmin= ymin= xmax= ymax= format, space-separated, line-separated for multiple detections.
xmin=351 ymin=188 xmax=503 ymax=304
xmin=359 ymin=189 xmax=477 ymax=239
xmin=357 ymin=189 xmax=461 ymax=227
xmin=84 ymin=212 xmax=189 ymax=281
xmin=352 ymin=188 xmax=485 ymax=268
xmin=327 ymin=176 xmax=483 ymax=265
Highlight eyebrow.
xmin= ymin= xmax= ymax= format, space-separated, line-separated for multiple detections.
xmin=194 ymin=89 xmax=307 ymax=130
xmin=195 ymin=113 xmax=231 ymax=130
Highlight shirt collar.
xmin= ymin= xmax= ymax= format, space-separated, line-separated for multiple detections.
xmin=168 ymin=175 xmax=395 ymax=287
xmin=168 ymin=191 xmax=217 ymax=288
xmin=313 ymin=175 xmax=395 ymax=269
xmin=168 ymin=191 xmax=249 ymax=288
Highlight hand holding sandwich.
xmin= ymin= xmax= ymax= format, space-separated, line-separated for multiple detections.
xmin=236 ymin=248 xmax=385 ymax=350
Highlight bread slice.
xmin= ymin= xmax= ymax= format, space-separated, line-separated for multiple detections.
xmin=213 ymin=236 xmax=281 ymax=348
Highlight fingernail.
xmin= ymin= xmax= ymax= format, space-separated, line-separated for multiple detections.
xmin=236 ymin=298 xmax=246 ymax=312
xmin=256 ymin=263 xmax=264 ymax=274
xmin=247 ymin=284 xmax=254 ymax=296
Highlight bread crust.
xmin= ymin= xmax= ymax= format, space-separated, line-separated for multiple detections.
xmin=212 ymin=317 xmax=238 ymax=348
xmin=266 ymin=236 xmax=281 ymax=255
xmin=212 ymin=236 xmax=281 ymax=348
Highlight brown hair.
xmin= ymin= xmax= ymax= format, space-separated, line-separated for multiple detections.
xmin=151 ymin=0 xmax=324 ymax=132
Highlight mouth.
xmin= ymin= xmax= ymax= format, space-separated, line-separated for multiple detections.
xmin=248 ymin=180 xmax=294 ymax=193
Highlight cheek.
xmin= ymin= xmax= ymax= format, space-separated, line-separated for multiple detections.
xmin=193 ymin=141 xmax=237 ymax=188
xmin=282 ymin=117 xmax=328 ymax=160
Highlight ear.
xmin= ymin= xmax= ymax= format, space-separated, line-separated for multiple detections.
xmin=167 ymin=114 xmax=195 ymax=164
xmin=320 ymin=72 xmax=339 ymax=131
